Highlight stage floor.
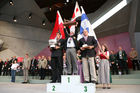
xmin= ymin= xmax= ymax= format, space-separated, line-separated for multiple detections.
xmin=0 ymin=82 xmax=139 ymax=93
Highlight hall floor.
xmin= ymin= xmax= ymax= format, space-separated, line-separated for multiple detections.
xmin=0 ymin=83 xmax=139 ymax=93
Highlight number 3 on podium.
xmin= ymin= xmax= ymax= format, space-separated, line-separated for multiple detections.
xmin=84 ymin=86 xmax=87 ymax=92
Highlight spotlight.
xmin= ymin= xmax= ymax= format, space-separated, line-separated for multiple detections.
xmin=49 ymin=8 xmax=51 ymax=11
xmin=9 ymin=0 xmax=14 ymax=6
xmin=28 ymin=13 xmax=32 ymax=19
xmin=42 ymin=20 xmax=46 ymax=26
xmin=13 ymin=16 xmax=17 ymax=22
xmin=66 ymin=0 xmax=69 ymax=3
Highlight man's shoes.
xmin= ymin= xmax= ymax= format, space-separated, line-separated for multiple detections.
xmin=83 ymin=81 xmax=90 ymax=83
xmin=90 ymin=80 xmax=96 ymax=83
xmin=107 ymin=87 xmax=111 ymax=89
xmin=102 ymin=87 xmax=106 ymax=89
xmin=22 ymin=82 xmax=27 ymax=84
xmin=57 ymin=80 xmax=61 ymax=83
xmin=73 ymin=73 xmax=77 ymax=75
xmin=50 ymin=81 xmax=56 ymax=83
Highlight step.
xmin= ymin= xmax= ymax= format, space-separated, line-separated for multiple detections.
xmin=46 ymin=83 xmax=96 ymax=93
xmin=129 ymin=70 xmax=140 ymax=74
xmin=61 ymin=75 xmax=80 ymax=85
xmin=112 ymin=74 xmax=140 ymax=79
xmin=112 ymin=79 xmax=140 ymax=85
xmin=46 ymin=75 xmax=96 ymax=93
xmin=0 ymin=76 xmax=51 ymax=84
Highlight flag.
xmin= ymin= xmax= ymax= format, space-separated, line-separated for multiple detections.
xmin=71 ymin=1 xmax=81 ymax=21
xmin=50 ymin=11 xmax=65 ymax=39
xmin=70 ymin=1 xmax=81 ymax=32
xmin=77 ymin=6 xmax=97 ymax=40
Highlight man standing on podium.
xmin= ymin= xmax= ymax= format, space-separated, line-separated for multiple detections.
xmin=50 ymin=32 xmax=64 ymax=83
xmin=79 ymin=29 xmax=97 ymax=83
xmin=64 ymin=22 xmax=79 ymax=75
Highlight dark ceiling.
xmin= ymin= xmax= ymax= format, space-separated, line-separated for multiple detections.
xmin=0 ymin=0 xmax=7 ymax=8
xmin=34 ymin=0 xmax=107 ymax=23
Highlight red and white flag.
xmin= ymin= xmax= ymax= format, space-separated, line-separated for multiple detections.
xmin=70 ymin=1 xmax=81 ymax=32
xmin=50 ymin=11 xmax=65 ymax=39
xmin=72 ymin=1 xmax=81 ymax=21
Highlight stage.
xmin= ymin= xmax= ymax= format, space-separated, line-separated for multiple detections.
xmin=0 ymin=83 xmax=139 ymax=93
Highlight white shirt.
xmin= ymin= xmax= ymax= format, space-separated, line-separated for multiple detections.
xmin=83 ymin=36 xmax=88 ymax=41
xmin=106 ymin=51 xmax=110 ymax=57
xmin=119 ymin=50 xmax=123 ymax=59
xmin=11 ymin=63 xmax=19 ymax=70
xmin=67 ymin=37 xmax=75 ymax=47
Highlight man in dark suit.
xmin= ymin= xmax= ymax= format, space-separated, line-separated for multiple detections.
xmin=79 ymin=29 xmax=97 ymax=83
xmin=50 ymin=32 xmax=64 ymax=83
xmin=109 ymin=50 xmax=119 ymax=75
xmin=30 ymin=56 xmax=38 ymax=78
xmin=0 ymin=59 xmax=3 ymax=76
xmin=64 ymin=22 xmax=79 ymax=75
xmin=5 ymin=58 xmax=11 ymax=76
xmin=10 ymin=56 xmax=17 ymax=63
xmin=116 ymin=46 xmax=129 ymax=74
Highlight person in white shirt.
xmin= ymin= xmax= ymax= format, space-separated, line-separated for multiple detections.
xmin=11 ymin=60 xmax=19 ymax=82
xmin=64 ymin=22 xmax=79 ymax=75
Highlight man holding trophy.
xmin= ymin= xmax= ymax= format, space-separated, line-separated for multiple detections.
xmin=49 ymin=32 xmax=64 ymax=83
xmin=79 ymin=29 xmax=97 ymax=83
xmin=63 ymin=21 xmax=79 ymax=75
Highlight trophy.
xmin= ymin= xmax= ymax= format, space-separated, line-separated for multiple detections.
xmin=49 ymin=39 xmax=57 ymax=48
xmin=63 ymin=19 xmax=77 ymax=27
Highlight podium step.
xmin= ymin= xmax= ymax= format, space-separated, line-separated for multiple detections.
xmin=46 ymin=75 xmax=96 ymax=93
xmin=46 ymin=83 xmax=96 ymax=93
xmin=61 ymin=75 xmax=80 ymax=85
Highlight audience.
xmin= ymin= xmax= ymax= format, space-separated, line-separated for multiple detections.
xmin=11 ymin=60 xmax=19 ymax=82
xmin=109 ymin=50 xmax=119 ymax=75
xmin=38 ymin=56 xmax=47 ymax=80
xmin=129 ymin=48 xmax=140 ymax=70
xmin=116 ymin=46 xmax=129 ymax=75
xmin=0 ymin=45 xmax=139 ymax=85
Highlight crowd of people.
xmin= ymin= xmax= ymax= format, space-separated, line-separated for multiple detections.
xmin=0 ymin=55 xmax=52 ymax=82
xmin=0 ymin=22 xmax=139 ymax=89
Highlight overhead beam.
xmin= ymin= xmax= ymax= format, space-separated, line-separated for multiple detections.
xmin=92 ymin=0 xmax=132 ymax=30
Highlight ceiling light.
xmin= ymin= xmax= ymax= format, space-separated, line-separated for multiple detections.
xmin=13 ymin=16 xmax=17 ymax=22
xmin=49 ymin=8 xmax=51 ymax=11
xmin=9 ymin=0 xmax=14 ymax=6
xmin=66 ymin=0 xmax=69 ymax=3
xmin=42 ymin=20 xmax=46 ymax=26
xmin=28 ymin=13 xmax=32 ymax=19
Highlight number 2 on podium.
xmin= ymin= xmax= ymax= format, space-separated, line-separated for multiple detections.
xmin=52 ymin=85 xmax=55 ymax=91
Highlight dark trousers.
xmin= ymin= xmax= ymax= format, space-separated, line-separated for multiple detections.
xmin=132 ymin=60 xmax=140 ymax=70
xmin=111 ymin=64 xmax=118 ymax=75
xmin=39 ymin=68 xmax=46 ymax=80
xmin=11 ymin=70 xmax=16 ymax=82
xmin=0 ymin=68 xmax=2 ymax=76
xmin=31 ymin=67 xmax=37 ymax=76
xmin=51 ymin=56 xmax=63 ymax=82
xmin=118 ymin=59 xmax=129 ymax=74
xmin=3 ymin=69 xmax=8 ymax=76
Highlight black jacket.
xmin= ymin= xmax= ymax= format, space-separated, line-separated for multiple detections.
xmin=51 ymin=39 xmax=64 ymax=57
xmin=116 ymin=50 xmax=127 ymax=61
xmin=79 ymin=36 xmax=97 ymax=57
xmin=64 ymin=26 xmax=79 ymax=50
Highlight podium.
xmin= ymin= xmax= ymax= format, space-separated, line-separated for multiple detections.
xmin=46 ymin=75 xmax=96 ymax=93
